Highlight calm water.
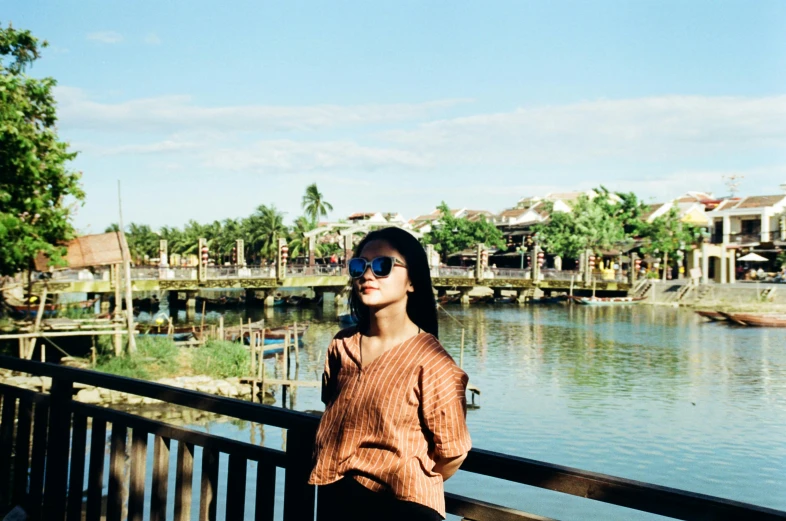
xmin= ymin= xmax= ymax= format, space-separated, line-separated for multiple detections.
xmin=138 ymin=303 xmax=786 ymax=520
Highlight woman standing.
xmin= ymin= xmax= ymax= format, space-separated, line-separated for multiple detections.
xmin=309 ymin=227 xmax=471 ymax=521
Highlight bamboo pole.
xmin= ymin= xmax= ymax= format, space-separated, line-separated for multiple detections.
xmin=0 ymin=330 xmax=137 ymax=339
xmin=200 ymin=300 xmax=206 ymax=336
xmin=113 ymin=264 xmax=122 ymax=317
xmin=282 ymin=331 xmax=289 ymax=383
xmin=459 ymin=328 xmax=465 ymax=369
xmin=117 ymin=181 xmax=137 ymax=354
xmin=250 ymin=331 xmax=257 ymax=378
xmin=293 ymin=321 xmax=299 ymax=368
xmin=27 ymin=286 xmax=48 ymax=360
xmin=257 ymin=328 xmax=265 ymax=380
xmin=218 ymin=315 xmax=224 ymax=342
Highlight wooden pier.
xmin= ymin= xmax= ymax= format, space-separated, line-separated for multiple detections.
xmin=0 ymin=356 xmax=784 ymax=521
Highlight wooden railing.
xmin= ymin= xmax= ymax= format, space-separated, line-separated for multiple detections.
xmin=0 ymin=355 xmax=784 ymax=521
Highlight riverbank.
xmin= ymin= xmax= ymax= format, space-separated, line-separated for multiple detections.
xmin=0 ymin=335 xmax=275 ymax=405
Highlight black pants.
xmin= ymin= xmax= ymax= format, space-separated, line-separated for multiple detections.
xmin=316 ymin=478 xmax=442 ymax=521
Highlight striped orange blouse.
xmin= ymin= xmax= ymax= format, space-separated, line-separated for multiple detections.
xmin=308 ymin=328 xmax=472 ymax=518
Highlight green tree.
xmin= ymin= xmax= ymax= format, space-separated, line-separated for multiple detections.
xmin=288 ymin=216 xmax=317 ymax=259
xmin=0 ymin=25 xmax=84 ymax=276
xmin=533 ymin=194 xmax=626 ymax=259
xmin=104 ymin=223 xmax=120 ymax=233
xmin=243 ymin=205 xmax=288 ymax=262
xmin=424 ymin=202 xmax=505 ymax=262
xmin=301 ymin=183 xmax=333 ymax=225
xmin=125 ymin=223 xmax=159 ymax=263
xmin=639 ymin=206 xmax=698 ymax=280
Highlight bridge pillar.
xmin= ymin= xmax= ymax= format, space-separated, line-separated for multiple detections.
xmin=517 ymin=290 xmax=528 ymax=304
xmin=460 ymin=288 xmax=471 ymax=306
xmin=185 ymin=291 xmax=197 ymax=322
xmin=493 ymin=288 xmax=503 ymax=300
xmin=245 ymin=289 xmax=256 ymax=306
xmin=337 ymin=288 xmax=351 ymax=308
xmin=436 ymin=287 xmax=447 ymax=298
xmin=264 ymin=292 xmax=276 ymax=308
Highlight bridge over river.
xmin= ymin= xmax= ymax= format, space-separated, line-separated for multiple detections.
xmin=34 ymin=265 xmax=631 ymax=306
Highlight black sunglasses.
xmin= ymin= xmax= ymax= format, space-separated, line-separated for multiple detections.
xmin=348 ymin=256 xmax=407 ymax=279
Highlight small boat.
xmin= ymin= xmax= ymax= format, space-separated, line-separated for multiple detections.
xmin=136 ymin=324 xmax=201 ymax=341
xmin=695 ymin=310 xmax=727 ymax=322
xmin=285 ymin=295 xmax=312 ymax=307
xmin=240 ymin=324 xmax=309 ymax=345
xmin=530 ymin=295 xmax=567 ymax=305
xmin=338 ymin=313 xmax=357 ymax=327
xmin=569 ymin=296 xmax=645 ymax=306
xmin=7 ymin=298 xmax=99 ymax=318
xmin=437 ymin=294 xmax=460 ymax=305
xmin=718 ymin=312 xmax=786 ymax=327
xmin=197 ymin=295 xmax=245 ymax=307
xmin=491 ymin=296 xmax=516 ymax=304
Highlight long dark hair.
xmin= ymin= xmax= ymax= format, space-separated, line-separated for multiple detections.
xmin=348 ymin=227 xmax=438 ymax=338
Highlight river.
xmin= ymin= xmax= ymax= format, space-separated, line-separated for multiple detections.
xmin=145 ymin=303 xmax=786 ymax=520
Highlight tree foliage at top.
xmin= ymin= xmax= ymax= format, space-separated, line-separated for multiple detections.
xmin=533 ymin=191 xmax=627 ymax=258
xmin=424 ymin=202 xmax=505 ymax=261
xmin=301 ymin=183 xmax=333 ymax=225
xmin=638 ymin=205 xmax=700 ymax=262
xmin=0 ymin=24 xmax=84 ymax=276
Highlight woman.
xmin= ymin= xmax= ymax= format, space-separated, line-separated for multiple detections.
xmin=309 ymin=227 xmax=471 ymax=521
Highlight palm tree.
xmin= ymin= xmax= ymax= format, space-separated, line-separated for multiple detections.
xmin=288 ymin=216 xmax=317 ymax=259
xmin=244 ymin=205 xmax=288 ymax=262
xmin=126 ymin=223 xmax=160 ymax=264
xmin=104 ymin=223 xmax=120 ymax=233
xmin=301 ymin=183 xmax=333 ymax=225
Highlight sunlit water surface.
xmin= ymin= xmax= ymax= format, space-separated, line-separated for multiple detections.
xmin=129 ymin=303 xmax=786 ymax=520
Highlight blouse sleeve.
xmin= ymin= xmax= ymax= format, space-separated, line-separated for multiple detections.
xmin=419 ymin=341 xmax=472 ymax=459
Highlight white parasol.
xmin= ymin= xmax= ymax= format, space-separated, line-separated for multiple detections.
xmin=737 ymin=252 xmax=768 ymax=262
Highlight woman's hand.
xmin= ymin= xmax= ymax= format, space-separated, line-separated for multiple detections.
xmin=433 ymin=453 xmax=467 ymax=481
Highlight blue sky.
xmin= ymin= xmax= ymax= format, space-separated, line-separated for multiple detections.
xmin=6 ymin=1 xmax=786 ymax=233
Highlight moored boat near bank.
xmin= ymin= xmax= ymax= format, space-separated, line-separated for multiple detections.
xmin=717 ymin=312 xmax=786 ymax=327
xmin=695 ymin=310 xmax=728 ymax=321
xmin=568 ymin=296 xmax=645 ymax=306
xmin=6 ymin=297 xmax=99 ymax=318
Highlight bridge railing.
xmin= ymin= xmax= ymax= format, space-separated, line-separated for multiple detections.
xmin=489 ymin=268 xmax=531 ymax=279
xmin=1 ymin=356 xmax=783 ymax=521
xmin=286 ymin=265 xmax=346 ymax=277
xmin=435 ymin=266 xmax=475 ymax=278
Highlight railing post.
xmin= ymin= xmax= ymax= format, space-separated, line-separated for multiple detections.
xmin=284 ymin=427 xmax=317 ymax=521
xmin=43 ymin=376 xmax=74 ymax=520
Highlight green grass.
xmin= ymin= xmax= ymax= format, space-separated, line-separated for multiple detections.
xmin=95 ymin=336 xmax=180 ymax=380
xmin=191 ymin=340 xmax=250 ymax=379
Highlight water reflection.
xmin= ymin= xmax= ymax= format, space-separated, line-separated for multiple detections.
xmin=134 ymin=303 xmax=785 ymax=518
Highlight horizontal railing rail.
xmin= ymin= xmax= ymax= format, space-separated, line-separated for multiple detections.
xmin=2 ymin=355 xmax=783 ymax=521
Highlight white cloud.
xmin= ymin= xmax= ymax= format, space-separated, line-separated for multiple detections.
xmin=204 ymin=139 xmax=427 ymax=173
xmin=60 ymin=89 xmax=786 ymax=211
xmin=383 ymin=95 xmax=786 ymax=165
xmin=144 ymin=33 xmax=162 ymax=45
xmin=86 ymin=31 xmax=123 ymax=44
xmin=53 ymin=87 xmax=471 ymax=133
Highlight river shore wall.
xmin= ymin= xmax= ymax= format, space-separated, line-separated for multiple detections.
xmin=645 ymin=281 xmax=786 ymax=308
xmin=0 ymin=369 xmax=260 ymax=405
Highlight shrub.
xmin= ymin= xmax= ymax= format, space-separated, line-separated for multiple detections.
xmin=192 ymin=340 xmax=250 ymax=379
